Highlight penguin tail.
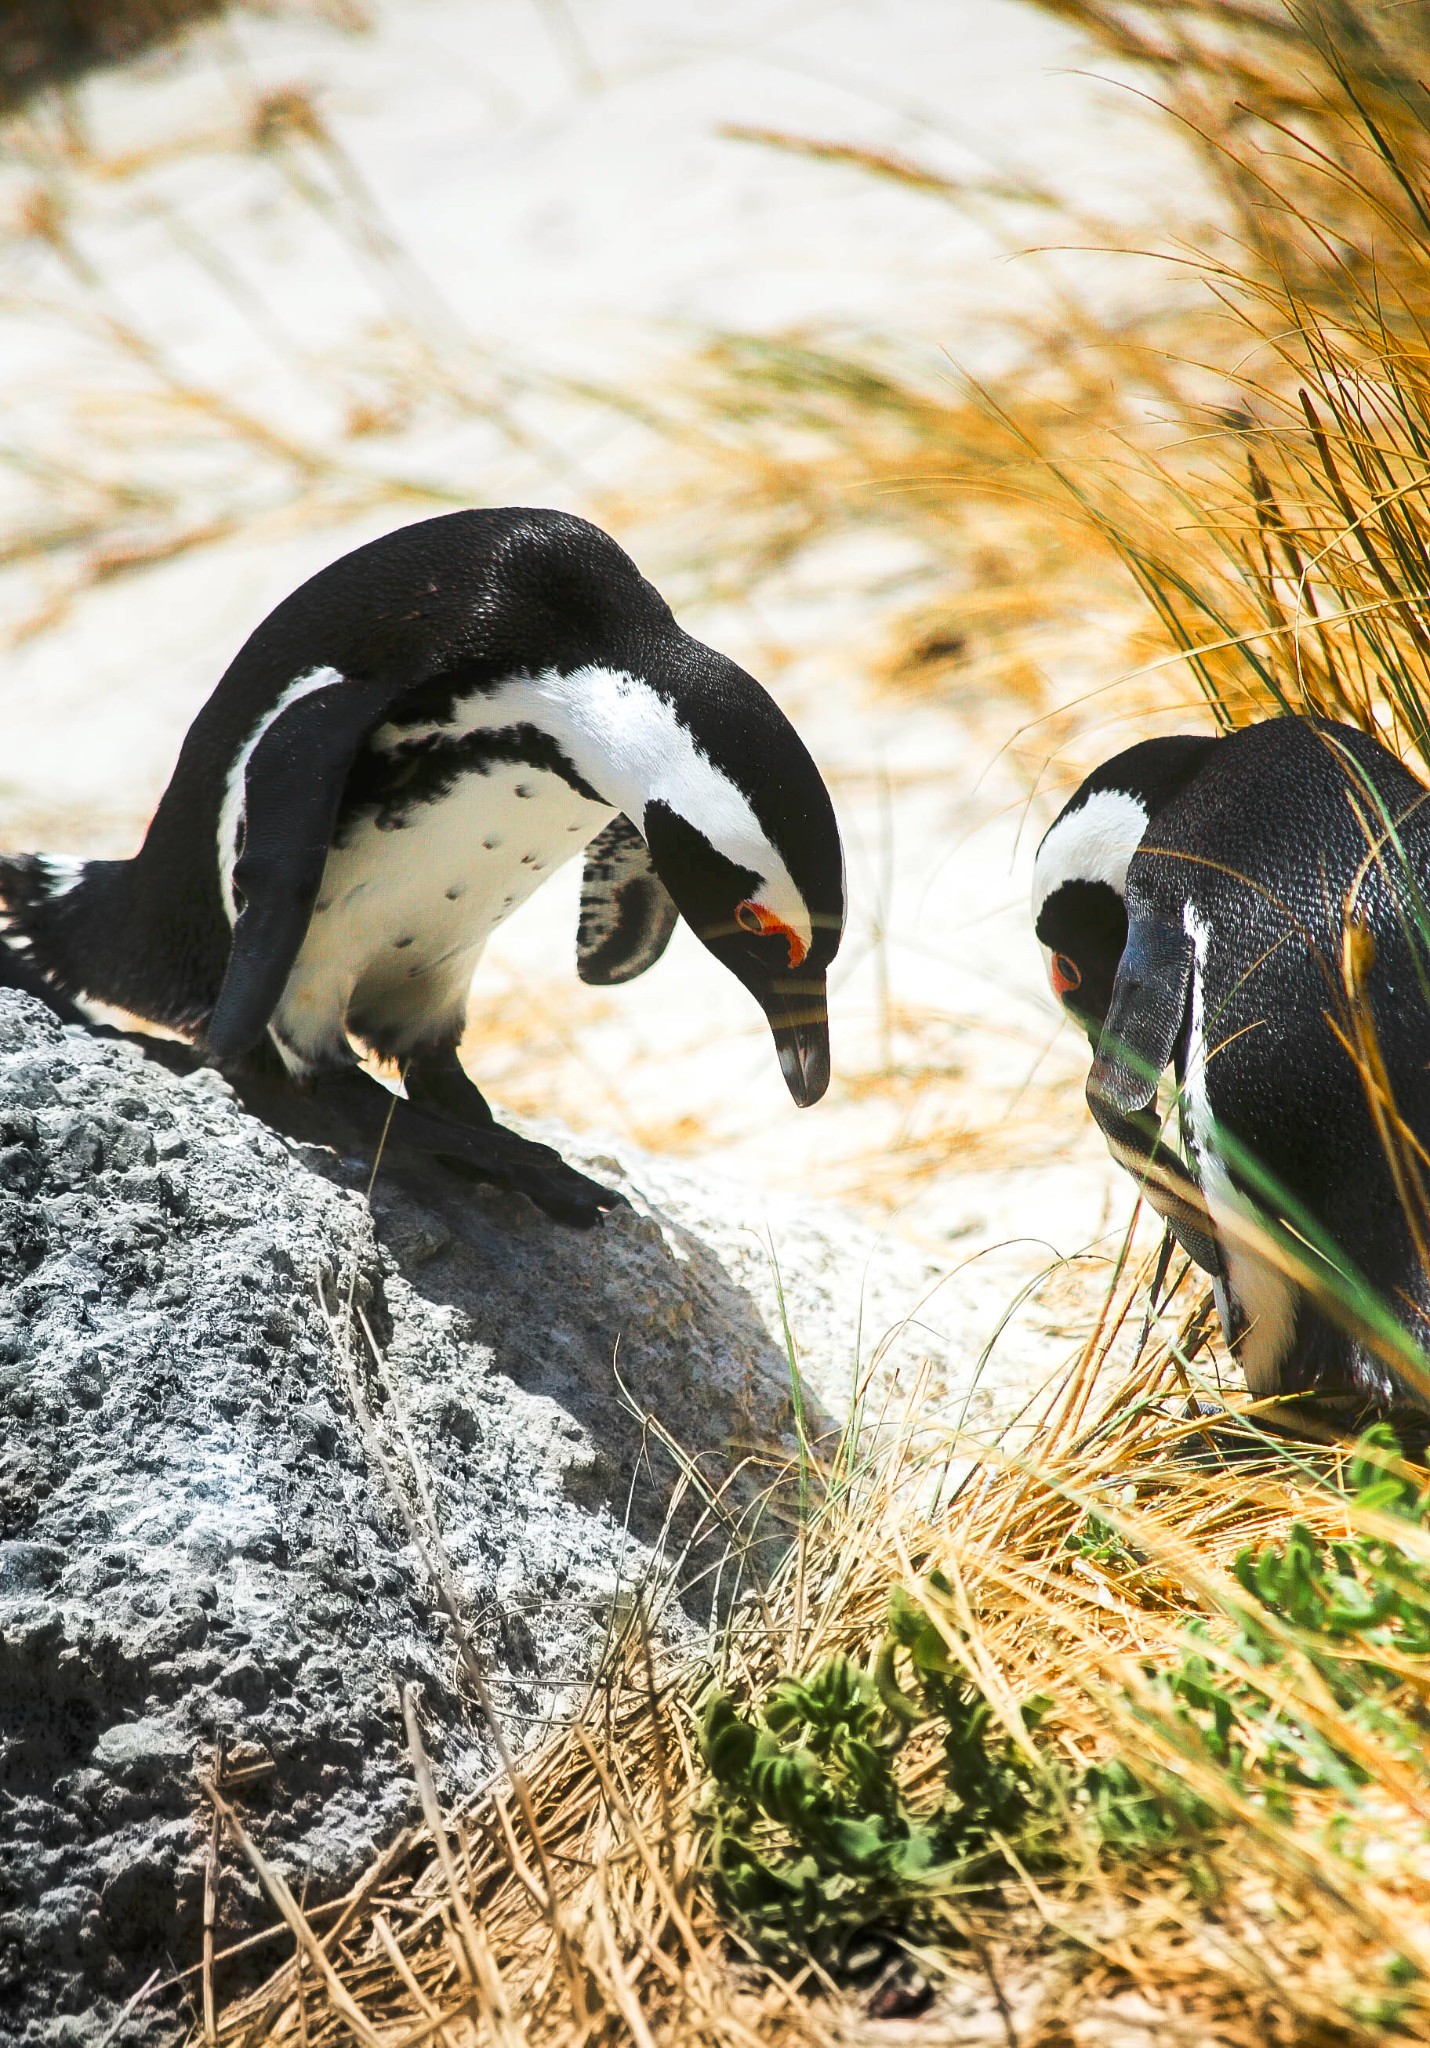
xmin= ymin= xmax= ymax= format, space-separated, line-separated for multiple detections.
xmin=0 ymin=852 xmax=112 ymax=1025
xmin=0 ymin=849 xmax=226 ymax=1036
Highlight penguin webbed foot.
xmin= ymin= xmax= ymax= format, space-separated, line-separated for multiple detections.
xmin=396 ymin=1046 xmax=622 ymax=1225
xmin=397 ymin=1097 xmax=625 ymax=1227
xmin=232 ymin=1059 xmax=622 ymax=1228
xmin=404 ymin=1046 xmax=497 ymax=1128
xmin=1171 ymin=1390 xmax=1429 ymax=1467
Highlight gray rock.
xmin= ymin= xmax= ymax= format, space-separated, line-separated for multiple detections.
xmin=0 ymin=992 xmax=955 ymax=2044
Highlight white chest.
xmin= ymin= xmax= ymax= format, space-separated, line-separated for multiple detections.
xmin=272 ymin=759 xmax=613 ymax=1066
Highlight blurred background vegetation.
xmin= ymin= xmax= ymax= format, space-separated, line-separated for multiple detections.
xmin=686 ymin=0 xmax=1430 ymax=772
xmin=2 ymin=2 xmax=235 ymax=109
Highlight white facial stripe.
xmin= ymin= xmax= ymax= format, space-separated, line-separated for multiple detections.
xmin=1181 ymin=904 xmax=1298 ymax=1392
xmin=1032 ymin=787 xmax=1150 ymax=923
xmin=372 ymin=664 xmax=813 ymax=956
xmin=218 ymin=666 xmax=344 ymax=924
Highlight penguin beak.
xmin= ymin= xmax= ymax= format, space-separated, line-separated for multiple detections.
xmin=762 ymin=974 xmax=831 ymax=1107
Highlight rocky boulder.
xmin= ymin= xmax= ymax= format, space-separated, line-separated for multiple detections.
xmin=0 ymin=992 xmax=954 ymax=2043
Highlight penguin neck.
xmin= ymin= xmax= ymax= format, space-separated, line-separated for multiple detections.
xmin=374 ymin=662 xmax=799 ymax=904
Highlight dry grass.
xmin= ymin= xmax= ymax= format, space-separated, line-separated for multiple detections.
xmin=0 ymin=11 xmax=564 ymax=643
xmin=668 ymin=1 xmax=1430 ymax=783
xmin=1024 ymin=0 xmax=1430 ymax=765
xmin=191 ymin=1238 xmax=1430 ymax=2046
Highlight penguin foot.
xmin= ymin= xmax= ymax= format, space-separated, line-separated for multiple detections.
xmin=391 ymin=1097 xmax=625 ymax=1227
xmin=404 ymin=1045 xmax=498 ymax=1127
xmin=399 ymin=1049 xmax=624 ymax=1224
xmin=228 ymin=1056 xmax=623 ymax=1227
xmin=1171 ymin=1392 xmax=1403 ymax=1465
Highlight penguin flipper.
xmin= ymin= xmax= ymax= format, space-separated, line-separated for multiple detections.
xmin=1091 ymin=911 xmax=1195 ymax=1116
xmin=206 ymin=674 xmax=396 ymax=1062
xmin=577 ymin=813 xmax=679 ymax=986
xmin=1088 ymin=911 xmax=1222 ymax=1276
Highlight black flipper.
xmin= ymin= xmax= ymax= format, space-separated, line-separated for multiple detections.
xmin=576 ymin=813 xmax=679 ymax=986
xmin=1092 ymin=1096 xmax=1223 ymax=1278
xmin=1090 ymin=912 xmax=1195 ymax=1117
xmin=1087 ymin=910 xmax=1223 ymax=1277
xmin=206 ymin=674 xmax=396 ymax=1062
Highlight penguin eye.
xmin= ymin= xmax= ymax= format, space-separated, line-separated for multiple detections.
xmin=1051 ymin=952 xmax=1081 ymax=999
xmin=735 ymin=899 xmax=808 ymax=969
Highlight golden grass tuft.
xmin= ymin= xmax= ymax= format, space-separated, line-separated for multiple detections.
xmin=669 ymin=1 xmax=1430 ymax=786
xmin=196 ymin=1238 xmax=1430 ymax=2045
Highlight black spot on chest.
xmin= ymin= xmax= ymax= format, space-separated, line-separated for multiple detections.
xmin=336 ymin=722 xmax=603 ymax=837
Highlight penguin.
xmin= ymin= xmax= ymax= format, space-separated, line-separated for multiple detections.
xmin=1032 ymin=716 xmax=1430 ymax=1409
xmin=0 ymin=508 xmax=845 ymax=1225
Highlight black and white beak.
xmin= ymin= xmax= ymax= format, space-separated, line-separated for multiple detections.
xmin=761 ymin=971 xmax=831 ymax=1107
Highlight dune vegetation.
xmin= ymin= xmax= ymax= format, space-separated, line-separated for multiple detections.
xmin=179 ymin=5 xmax=1430 ymax=2046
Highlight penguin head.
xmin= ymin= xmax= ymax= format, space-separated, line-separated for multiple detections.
xmin=502 ymin=521 xmax=850 ymax=1107
xmin=1032 ymin=735 xmax=1219 ymax=1039
xmin=634 ymin=651 xmax=845 ymax=1107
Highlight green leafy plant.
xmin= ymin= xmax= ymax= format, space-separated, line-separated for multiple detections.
xmin=703 ymin=1428 xmax=1430 ymax=1985
xmin=699 ymin=1584 xmax=1052 ymax=1972
xmin=1090 ymin=1427 xmax=1430 ymax=1845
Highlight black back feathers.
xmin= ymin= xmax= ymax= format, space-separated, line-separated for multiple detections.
xmin=1042 ymin=715 xmax=1430 ymax=1407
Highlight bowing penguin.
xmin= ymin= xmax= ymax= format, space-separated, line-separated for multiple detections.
xmin=1033 ymin=716 xmax=1430 ymax=1408
xmin=0 ymin=509 xmax=845 ymax=1224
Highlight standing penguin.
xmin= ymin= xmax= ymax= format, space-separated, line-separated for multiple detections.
xmin=0 ymin=509 xmax=845 ymax=1224
xmin=1033 ymin=716 xmax=1430 ymax=1408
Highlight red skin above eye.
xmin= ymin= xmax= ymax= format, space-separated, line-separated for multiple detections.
xmin=1050 ymin=952 xmax=1081 ymax=1000
xmin=736 ymin=900 xmax=808 ymax=970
